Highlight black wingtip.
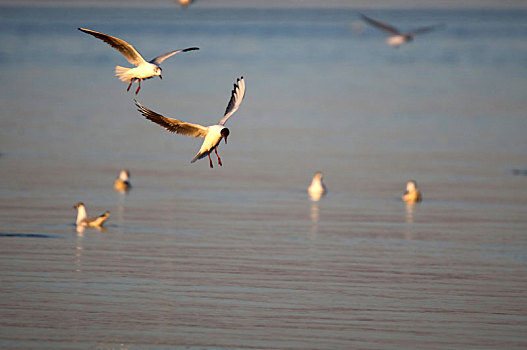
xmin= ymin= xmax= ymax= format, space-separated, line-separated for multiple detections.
xmin=358 ymin=13 xmax=376 ymax=22
xmin=233 ymin=77 xmax=244 ymax=91
xmin=183 ymin=47 xmax=200 ymax=52
xmin=134 ymin=99 xmax=144 ymax=113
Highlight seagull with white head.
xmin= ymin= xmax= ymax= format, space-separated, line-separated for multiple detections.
xmin=402 ymin=180 xmax=422 ymax=203
xmin=78 ymin=28 xmax=199 ymax=94
xmin=114 ymin=170 xmax=131 ymax=193
xmin=74 ymin=202 xmax=110 ymax=228
xmin=308 ymin=171 xmax=327 ymax=202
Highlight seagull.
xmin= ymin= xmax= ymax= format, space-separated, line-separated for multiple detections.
xmin=178 ymin=0 xmax=194 ymax=8
xmin=308 ymin=171 xmax=327 ymax=202
xmin=135 ymin=77 xmax=245 ymax=168
xmin=113 ymin=169 xmax=131 ymax=193
xmin=78 ymin=28 xmax=199 ymax=94
xmin=402 ymin=180 xmax=422 ymax=203
xmin=74 ymin=202 xmax=110 ymax=227
xmin=359 ymin=13 xmax=443 ymax=47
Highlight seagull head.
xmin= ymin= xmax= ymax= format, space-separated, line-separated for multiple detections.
xmin=406 ymin=180 xmax=417 ymax=191
xmin=221 ymin=128 xmax=230 ymax=144
xmin=154 ymin=66 xmax=162 ymax=79
xmin=119 ymin=169 xmax=130 ymax=181
xmin=73 ymin=202 xmax=85 ymax=210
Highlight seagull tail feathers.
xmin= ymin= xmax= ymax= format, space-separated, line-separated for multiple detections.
xmin=115 ymin=66 xmax=133 ymax=82
xmin=190 ymin=151 xmax=207 ymax=163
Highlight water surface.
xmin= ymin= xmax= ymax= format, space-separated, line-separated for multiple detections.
xmin=1 ymin=4 xmax=526 ymax=349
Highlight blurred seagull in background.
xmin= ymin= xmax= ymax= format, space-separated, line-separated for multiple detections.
xmin=74 ymin=202 xmax=110 ymax=228
xmin=113 ymin=169 xmax=131 ymax=193
xmin=78 ymin=28 xmax=199 ymax=94
xmin=135 ymin=77 xmax=246 ymax=168
xmin=308 ymin=171 xmax=327 ymax=202
xmin=402 ymin=180 xmax=422 ymax=203
xmin=178 ymin=0 xmax=194 ymax=8
xmin=359 ymin=13 xmax=443 ymax=47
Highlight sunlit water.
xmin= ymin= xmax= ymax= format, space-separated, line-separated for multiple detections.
xmin=1 ymin=4 xmax=526 ymax=349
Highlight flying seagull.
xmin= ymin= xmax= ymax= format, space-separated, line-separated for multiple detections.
xmin=74 ymin=202 xmax=110 ymax=227
xmin=78 ymin=28 xmax=199 ymax=94
xmin=135 ymin=77 xmax=246 ymax=168
xmin=359 ymin=13 xmax=443 ymax=47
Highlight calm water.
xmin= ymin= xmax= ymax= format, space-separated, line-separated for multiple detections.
xmin=1 ymin=3 xmax=527 ymax=349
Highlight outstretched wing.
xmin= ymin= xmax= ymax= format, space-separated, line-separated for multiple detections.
xmin=78 ymin=27 xmax=147 ymax=66
xmin=409 ymin=24 xmax=444 ymax=36
xmin=135 ymin=100 xmax=208 ymax=138
xmin=359 ymin=14 xmax=400 ymax=35
xmin=150 ymin=47 xmax=200 ymax=65
xmin=218 ymin=77 xmax=246 ymax=126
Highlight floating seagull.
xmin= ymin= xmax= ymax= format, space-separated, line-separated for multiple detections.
xmin=78 ymin=28 xmax=199 ymax=94
xmin=402 ymin=180 xmax=422 ymax=203
xmin=308 ymin=171 xmax=327 ymax=202
xmin=74 ymin=202 xmax=110 ymax=227
xmin=359 ymin=13 xmax=443 ymax=47
xmin=135 ymin=77 xmax=245 ymax=168
xmin=113 ymin=169 xmax=131 ymax=193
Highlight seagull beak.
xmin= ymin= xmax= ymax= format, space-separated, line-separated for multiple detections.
xmin=159 ymin=75 xmax=163 ymax=80
xmin=224 ymin=136 xmax=228 ymax=144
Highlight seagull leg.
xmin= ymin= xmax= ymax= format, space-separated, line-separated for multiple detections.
xmin=135 ymin=79 xmax=142 ymax=94
xmin=127 ymin=79 xmax=134 ymax=92
xmin=207 ymin=151 xmax=214 ymax=168
xmin=215 ymin=148 xmax=223 ymax=166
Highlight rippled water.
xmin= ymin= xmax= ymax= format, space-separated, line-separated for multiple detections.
xmin=1 ymin=3 xmax=526 ymax=349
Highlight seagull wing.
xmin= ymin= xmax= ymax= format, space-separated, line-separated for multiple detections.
xmin=359 ymin=14 xmax=400 ymax=35
xmin=135 ymin=100 xmax=208 ymax=138
xmin=78 ymin=28 xmax=147 ymax=66
xmin=150 ymin=47 xmax=200 ymax=65
xmin=89 ymin=212 xmax=110 ymax=227
xmin=408 ymin=24 xmax=444 ymax=36
xmin=218 ymin=77 xmax=246 ymax=126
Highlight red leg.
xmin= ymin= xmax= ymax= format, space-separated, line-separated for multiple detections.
xmin=207 ymin=151 xmax=213 ymax=168
xmin=135 ymin=79 xmax=142 ymax=94
xmin=215 ymin=148 xmax=222 ymax=166
xmin=127 ymin=79 xmax=133 ymax=92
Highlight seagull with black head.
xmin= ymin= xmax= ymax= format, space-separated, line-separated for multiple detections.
xmin=135 ymin=77 xmax=245 ymax=168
